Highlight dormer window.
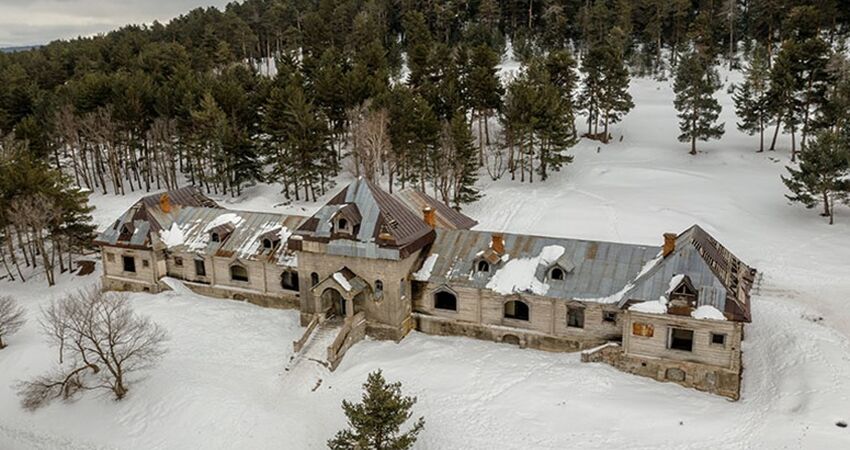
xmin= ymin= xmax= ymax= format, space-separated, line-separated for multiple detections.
xmin=338 ymin=218 xmax=348 ymax=230
xmin=262 ymin=238 xmax=273 ymax=249
xmin=550 ymin=267 xmax=565 ymax=280
xmin=211 ymin=233 xmax=221 ymax=243
xmin=477 ymin=260 xmax=490 ymax=273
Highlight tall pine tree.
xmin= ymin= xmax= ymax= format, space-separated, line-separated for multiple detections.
xmin=673 ymin=49 xmax=725 ymax=155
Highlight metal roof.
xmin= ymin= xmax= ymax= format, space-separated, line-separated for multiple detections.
xmin=421 ymin=229 xmax=661 ymax=301
xmin=394 ymin=189 xmax=478 ymax=230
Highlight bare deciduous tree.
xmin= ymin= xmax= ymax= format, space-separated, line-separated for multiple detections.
xmin=0 ymin=296 xmax=26 ymax=349
xmin=348 ymin=102 xmax=390 ymax=183
xmin=17 ymin=286 xmax=167 ymax=410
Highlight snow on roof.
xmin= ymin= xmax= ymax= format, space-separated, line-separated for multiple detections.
xmin=629 ymin=298 xmax=668 ymax=314
xmin=333 ymin=272 xmax=353 ymax=292
xmin=485 ymin=245 xmax=565 ymax=296
xmin=413 ymin=253 xmax=439 ymax=281
xmin=667 ymin=274 xmax=686 ymax=295
xmin=159 ymin=223 xmax=185 ymax=248
xmin=691 ymin=305 xmax=727 ymax=321
xmin=202 ymin=213 xmax=244 ymax=233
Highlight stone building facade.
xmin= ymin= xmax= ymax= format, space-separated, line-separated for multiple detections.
xmin=96 ymin=180 xmax=756 ymax=400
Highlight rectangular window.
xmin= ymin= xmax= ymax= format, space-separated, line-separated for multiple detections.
xmin=567 ymin=307 xmax=584 ymax=328
xmin=602 ymin=311 xmax=617 ymax=323
xmin=122 ymin=256 xmax=136 ymax=273
xmin=106 ymin=253 xmax=115 ymax=263
xmin=668 ymin=328 xmax=694 ymax=352
xmin=711 ymin=333 xmax=727 ymax=346
xmin=195 ymin=259 xmax=206 ymax=277
xmin=142 ymin=259 xmax=150 ymax=268
xmin=400 ymin=279 xmax=406 ymax=298
xmin=632 ymin=322 xmax=654 ymax=337
xmin=174 ymin=256 xmax=183 ymax=267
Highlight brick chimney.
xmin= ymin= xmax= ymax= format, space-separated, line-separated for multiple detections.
xmin=663 ymin=233 xmax=677 ymax=258
xmin=423 ymin=207 xmax=436 ymax=228
xmin=491 ymin=233 xmax=505 ymax=254
xmin=160 ymin=193 xmax=172 ymax=213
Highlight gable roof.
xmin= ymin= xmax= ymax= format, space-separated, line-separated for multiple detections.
xmin=617 ymin=225 xmax=755 ymax=322
xmin=419 ymin=229 xmax=661 ymax=302
xmin=394 ymin=189 xmax=478 ymax=230
xmin=293 ymin=178 xmax=436 ymax=259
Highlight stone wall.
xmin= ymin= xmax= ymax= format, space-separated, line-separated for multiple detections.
xmin=413 ymin=282 xmax=623 ymax=350
xmin=581 ymin=342 xmax=742 ymax=400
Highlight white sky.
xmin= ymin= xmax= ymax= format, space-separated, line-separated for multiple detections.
xmin=0 ymin=0 xmax=230 ymax=47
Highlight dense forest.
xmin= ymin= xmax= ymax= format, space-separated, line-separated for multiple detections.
xmin=2 ymin=0 xmax=850 ymax=284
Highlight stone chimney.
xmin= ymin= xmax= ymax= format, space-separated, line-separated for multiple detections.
xmin=423 ymin=207 xmax=436 ymax=228
xmin=160 ymin=193 xmax=172 ymax=213
xmin=491 ymin=233 xmax=505 ymax=254
xmin=663 ymin=233 xmax=677 ymax=258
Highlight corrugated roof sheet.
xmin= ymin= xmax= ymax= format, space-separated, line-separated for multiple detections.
xmin=394 ymin=189 xmax=478 ymax=230
xmin=422 ymin=229 xmax=661 ymax=301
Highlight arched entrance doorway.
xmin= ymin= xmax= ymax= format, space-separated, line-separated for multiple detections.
xmin=322 ymin=288 xmax=346 ymax=317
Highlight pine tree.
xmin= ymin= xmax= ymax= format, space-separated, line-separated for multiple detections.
xmin=328 ymin=370 xmax=425 ymax=450
xmin=598 ymin=27 xmax=634 ymax=142
xmin=781 ymin=130 xmax=849 ymax=225
xmin=448 ymin=114 xmax=481 ymax=207
xmin=733 ymin=45 xmax=771 ymax=152
xmin=466 ymin=44 xmax=503 ymax=164
xmin=673 ymin=49 xmax=725 ymax=155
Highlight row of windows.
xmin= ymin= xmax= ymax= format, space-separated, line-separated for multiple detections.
xmin=431 ymin=291 xmax=616 ymax=328
xmin=476 ymin=261 xmax=566 ymax=281
xmin=107 ymin=253 xmax=149 ymax=273
xmin=631 ymin=322 xmax=727 ymax=351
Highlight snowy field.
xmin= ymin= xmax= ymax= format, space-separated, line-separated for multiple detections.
xmin=3 ymin=70 xmax=850 ymax=449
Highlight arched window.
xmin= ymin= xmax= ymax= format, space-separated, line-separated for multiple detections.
xmin=375 ymin=280 xmax=384 ymax=293
xmin=211 ymin=232 xmax=221 ymax=243
xmin=262 ymin=238 xmax=273 ymax=249
xmin=230 ymin=264 xmax=249 ymax=282
xmin=311 ymin=272 xmax=320 ymax=287
xmin=338 ymin=218 xmax=348 ymax=230
xmin=434 ymin=290 xmax=457 ymax=311
xmin=281 ymin=270 xmax=299 ymax=291
xmin=550 ymin=267 xmax=565 ymax=280
xmin=477 ymin=260 xmax=490 ymax=273
xmin=504 ymin=300 xmax=529 ymax=321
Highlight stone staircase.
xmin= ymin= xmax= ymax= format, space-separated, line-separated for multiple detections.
xmin=283 ymin=317 xmax=343 ymax=390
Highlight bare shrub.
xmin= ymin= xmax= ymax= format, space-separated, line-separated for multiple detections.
xmin=18 ymin=285 xmax=167 ymax=410
xmin=0 ymin=296 xmax=26 ymax=349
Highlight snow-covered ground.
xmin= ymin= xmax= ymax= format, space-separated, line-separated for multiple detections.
xmin=3 ymin=70 xmax=850 ymax=448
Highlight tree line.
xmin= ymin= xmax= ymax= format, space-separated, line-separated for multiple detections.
xmin=0 ymin=0 xmax=849 ymax=246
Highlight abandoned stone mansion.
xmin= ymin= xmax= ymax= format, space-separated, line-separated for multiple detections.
xmin=95 ymin=179 xmax=757 ymax=400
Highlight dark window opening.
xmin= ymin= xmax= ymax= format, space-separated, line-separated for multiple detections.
xmin=603 ymin=311 xmax=617 ymax=323
xmin=281 ymin=271 xmax=299 ymax=291
xmin=230 ymin=265 xmax=249 ymax=282
xmin=106 ymin=253 xmax=115 ymax=263
xmin=375 ymin=280 xmax=383 ymax=293
xmin=195 ymin=259 xmax=206 ymax=277
xmin=669 ymin=328 xmax=694 ymax=352
xmin=434 ymin=291 xmax=457 ymax=311
xmin=711 ymin=333 xmax=726 ymax=346
xmin=174 ymin=257 xmax=183 ymax=267
xmin=567 ymin=307 xmax=584 ymax=328
xmin=262 ymin=238 xmax=273 ymax=249
xmin=142 ymin=259 xmax=150 ymax=268
xmin=311 ymin=272 xmax=320 ymax=287
xmin=551 ymin=267 xmax=565 ymax=280
xmin=211 ymin=233 xmax=221 ymax=242
xmin=338 ymin=218 xmax=348 ymax=230
xmin=477 ymin=260 xmax=489 ymax=273
xmin=122 ymin=256 xmax=136 ymax=273
xmin=504 ymin=300 xmax=529 ymax=321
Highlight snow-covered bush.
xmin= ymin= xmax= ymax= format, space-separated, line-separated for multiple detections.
xmin=0 ymin=296 xmax=26 ymax=349
xmin=17 ymin=285 xmax=167 ymax=410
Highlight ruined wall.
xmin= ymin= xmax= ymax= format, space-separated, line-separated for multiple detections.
xmin=101 ymin=246 xmax=161 ymax=292
xmin=412 ymin=282 xmax=624 ymax=350
xmin=623 ymin=311 xmax=743 ymax=370
xmin=581 ymin=342 xmax=742 ymax=400
xmin=296 ymin=249 xmax=422 ymax=340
